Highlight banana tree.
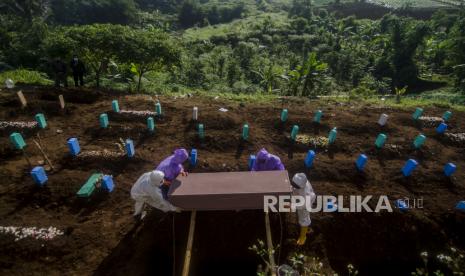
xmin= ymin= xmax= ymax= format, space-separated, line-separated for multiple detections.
xmin=252 ymin=64 xmax=283 ymax=94
xmin=283 ymin=53 xmax=327 ymax=97
xmin=300 ymin=52 xmax=328 ymax=97
xmin=283 ymin=69 xmax=301 ymax=96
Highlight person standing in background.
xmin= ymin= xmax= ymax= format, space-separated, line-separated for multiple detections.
xmin=70 ymin=55 xmax=86 ymax=87
xmin=52 ymin=58 xmax=68 ymax=88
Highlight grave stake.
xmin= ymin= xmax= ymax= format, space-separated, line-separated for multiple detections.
xmin=290 ymin=125 xmax=299 ymax=141
xmin=375 ymin=134 xmax=387 ymax=149
xmin=10 ymin=132 xmax=31 ymax=168
xmin=280 ymin=109 xmax=288 ymax=123
xmin=17 ymin=90 xmax=27 ymax=108
xmin=125 ymin=139 xmax=135 ymax=158
xmin=100 ymin=113 xmax=109 ymax=128
xmin=155 ymin=102 xmax=162 ymax=116
xmin=67 ymin=137 xmax=81 ymax=156
xmin=190 ymin=149 xmax=197 ymax=167
xmin=436 ymin=123 xmax=447 ymax=134
xmin=31 ymin=166 xmax=48 ymax=187
xmin=198 ymin=124 xmax=205 ymax=140
xmin=147 ymin=117 xmax=155 ymax=133
xmin=378 ymin=114 xmax=388 ymax=126
xmin=304 ymin=150 xmax=316 ymax=168
xmin=58 ymin=95 xmax=65 ymax=110
xmin=35 ymin=113 xmax=47 ymax=129
xmin=443 ymin=111 xmax=452 ymax=122
xmin=248 ymin=155 xmax=256 ymax=170
xmin=402 ymin=159 xmax=418 ymax=177
xmin=444 ymin=163 xmax=456 ymax=177
xmin=242 ymin=124 xmax=249 ymax=141
xmin=413 ymin=134 xmax=426 ymax=149
xmin=328 ymin=127 xmax=337 ymax=144
xmin=356 ymin=154 xmax=368 ymax=171
xmin=412 ymin=107 xmax=423 ymax=121
xmin=313 ymin=110 xmax=323 ymax=124
xmin=112 ymin=100 xmax=120 ymax=113
xmin=193 ymin=107 xmax=198 ymax=121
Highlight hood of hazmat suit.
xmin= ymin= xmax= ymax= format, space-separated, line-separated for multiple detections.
xmin=156 ymin=148 xmax=189 ymax=181
xmin=252 ymin=148 xmax=285 ymax=171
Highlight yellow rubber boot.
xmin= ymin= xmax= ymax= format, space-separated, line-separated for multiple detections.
xmin=296 ymin=226 xmax=309 ymax=246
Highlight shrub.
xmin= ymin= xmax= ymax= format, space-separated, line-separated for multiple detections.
xmin=0 ymin=69 xmax=53 ymax=86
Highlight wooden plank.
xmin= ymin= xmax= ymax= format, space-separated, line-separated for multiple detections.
xmin=168 ymin=171 xmax=291 ymax=210
xmin=265 ymin=212 xmax=277 ymax=276
xmin=77 ymin=173 xmax=102 ymax=198
xmin=182 ymin=210 xmax=196 ymax=276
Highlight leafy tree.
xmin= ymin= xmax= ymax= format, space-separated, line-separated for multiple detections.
xmin=0 ymin=0 xmax=49 ymax=22
xmin=2 ymin=16 xmax=48 ymax=68
xmin=135 ymin=0 xmax=178 ymax=13
xmin=178 ymin=0 xmax=203 ymax=28
xmin=226 ymin=59 xmax=241 ymax=87
xmin=234 ymin=41 xmax=258 ymax=79
xmin=376 ymin=16 xmax=430 ymax=87
xmin=50 ymin=0 xmax=137 ymax=25
xmin=44 ymin=24 xmax=131 ymax=87
xmin=290 ymin=17 xmax=308 ymax=34
xmin=444 ymin=12 xmax=465 ymax=91
xmin=289 ymin=0 xmax=312 ymax=19
xmin=120 ymin=28 xmax=180 ymax=92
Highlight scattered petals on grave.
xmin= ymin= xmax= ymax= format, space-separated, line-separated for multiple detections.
xmin=78 ymin=150 xmax=124 ymax=159
xmin=445 ymin=133 xmax=465 ymax=145
xmin=119 ymin=110 xmax=156 ymax=117
xmin=296 ymin=134 xmax=329 ymax=148
xmin=0 ymin=121 xmax=38 ymax=130
xmin=418 ymin=116 xmax=443 ymax=128
xmin=0 ymin=226 xmax=64 ymax=241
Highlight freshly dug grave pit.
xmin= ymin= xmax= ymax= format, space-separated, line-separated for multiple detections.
xmin=0 ymin=86 xmax=464 ymax=275
xmin=93 ymin=211 xmax=271 ymax=276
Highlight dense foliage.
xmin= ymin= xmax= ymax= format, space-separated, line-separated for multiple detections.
xmin=0 ymin=0 xmax=464 ymax=96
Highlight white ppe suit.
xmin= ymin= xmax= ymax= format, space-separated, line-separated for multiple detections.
xmin=131 ymin=170 xmax=178 ymax=215
xmin=292 ymin=173 xmax=316 ymax=227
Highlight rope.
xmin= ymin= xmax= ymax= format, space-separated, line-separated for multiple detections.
xmin=277 ymin=212 xmax=283 ymax=265
xmin=172 ymin=213 xmax=176 ymax=276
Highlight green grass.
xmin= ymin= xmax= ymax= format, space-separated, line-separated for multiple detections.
xmin=3 ymin=68 xmax=462 ymax=111
xmin=367 ymin=0 xmax=453 ymax=8
xmin=0 ymin=69 xmax=53 ymax=87
xmin=194 ymin=90 xmax=278 ymax=103
xmin=182 ymin=12 xmax=290 ymax=42
xmin=345 ymin=87 xmax=465 ymax=111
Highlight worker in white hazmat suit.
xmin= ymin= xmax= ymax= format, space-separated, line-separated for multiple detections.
xmin=131 ymin=170 xmax=180 ymax=219
xmin=292 ymin=173 xmax=316 ymax=246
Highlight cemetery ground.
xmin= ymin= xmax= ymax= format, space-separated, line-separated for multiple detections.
xmin=0 ymin=86 xmax=464 ymax=275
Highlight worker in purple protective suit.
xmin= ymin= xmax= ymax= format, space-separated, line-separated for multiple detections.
xmin=251 ymin=148 xmax=285 ymax=171
xmin=156 ymin=148 xmax=189 ymax=199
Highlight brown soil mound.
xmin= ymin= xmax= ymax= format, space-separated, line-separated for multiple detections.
xmin=0 ymin=86 xmax=464 ymax=275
